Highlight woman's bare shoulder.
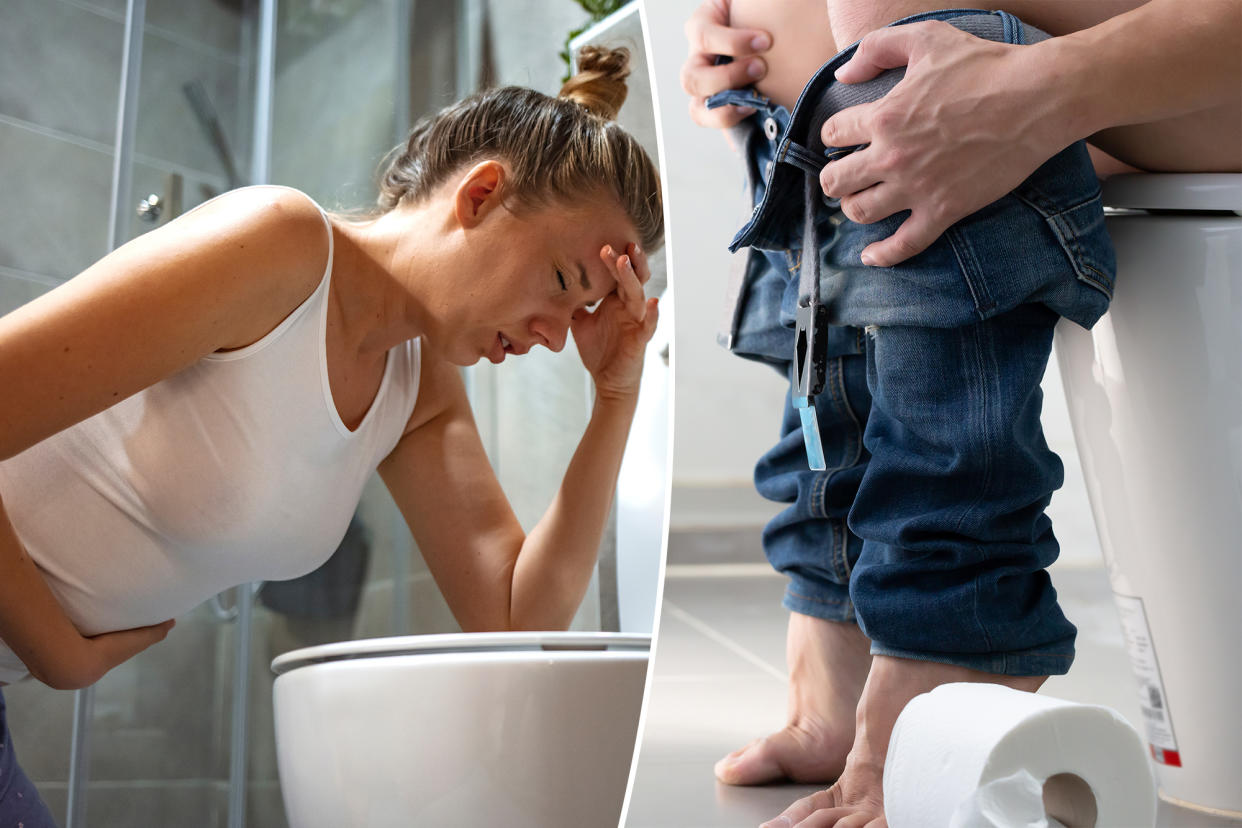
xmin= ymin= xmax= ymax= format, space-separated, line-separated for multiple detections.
xmin=180 ymin=184 xmax=325 ymax=234
xmin=172 ymin=185 xmax=333 ymax=349
xmin=0 ymin=185 xmax=331 ymax=460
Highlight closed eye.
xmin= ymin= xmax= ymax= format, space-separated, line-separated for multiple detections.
xmin=556 ymin=269 xmax=568 ymax=291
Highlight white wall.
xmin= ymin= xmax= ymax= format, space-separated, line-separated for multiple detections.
xmin=646 ymin=0 xmax=789 ymax=530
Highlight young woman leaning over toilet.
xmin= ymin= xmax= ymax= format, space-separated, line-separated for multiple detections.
xmin=0 ymin=46 xmax=661 ymax=824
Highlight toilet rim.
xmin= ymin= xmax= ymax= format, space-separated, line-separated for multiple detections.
xmin=271 ymin=631 xmax=651 ymax=675
xmin=1102 ymin=173 xmax=1242 ymax=214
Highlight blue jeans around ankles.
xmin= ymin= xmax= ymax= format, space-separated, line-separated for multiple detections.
xmin=0 ymin=690 xmax=58 ymax=827
xmin=713 ymin=8 xmax=1118 ymax=677
xmin=709 ymin=91 xmax=871 ymax=623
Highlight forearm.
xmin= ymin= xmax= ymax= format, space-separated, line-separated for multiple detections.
xmin=1038 ymin=0 xmax=1241 ymax=142
xmin=508 ymin=391 xmax=639 ymax=629
xmin=0 ymin=495 xmax=90 ymax=688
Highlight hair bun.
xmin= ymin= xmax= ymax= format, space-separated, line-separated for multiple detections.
xmin=559 ymin=45 xmax=630 ymax=120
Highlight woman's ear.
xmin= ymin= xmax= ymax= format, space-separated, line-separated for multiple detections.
xmin=454 ymin=160 xmax=507 ymax=229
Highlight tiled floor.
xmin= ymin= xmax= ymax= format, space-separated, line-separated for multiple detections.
xmin=623 ymin=530 xmax=1237 ymax=828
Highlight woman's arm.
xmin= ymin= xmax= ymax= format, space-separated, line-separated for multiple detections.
xmin=0 ymin=186 xmax=328 ymax=687
xmin=0 ymin=496 xmax=175 ymax=689
xmin=378 ymin=365 xmax=641 ymax=631
xmin=380 ymin=245 xmax=659 ymax=631
xmin=510 ymin=390 xmax=640 ymax=629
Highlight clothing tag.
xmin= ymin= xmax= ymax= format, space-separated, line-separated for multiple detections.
xmin=794 ymin=395 xmax=826 ymax=470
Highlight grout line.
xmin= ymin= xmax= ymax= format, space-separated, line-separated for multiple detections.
xmin=359 ymin=569 xmax=435 ymax=597
xmin=32 ymin=778 xmax=231 ymax=791
xmin=142 ymin=23 xmax=245 ymax=66
xmin=662 ymin=600 xmax=786 ymax=682
xmin=55 ymin=0 xmax=244 ymax=64
xmin=0 ymin=113 xmax=114 ymax=156
xmin=0 ymin=115 xmax=230 ymax=191
xmin=664 ymin=563 xmax=782 ymax=579
xmin=0 ymin=265 xmax=62 ymax=287
xmin=54 ymin=0 xmax=125 ymax=24
xmin=652 ymin=673 xmax=787 ymax=683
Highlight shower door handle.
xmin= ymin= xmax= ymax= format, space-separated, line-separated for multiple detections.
xmin=135 ymin=172 xmax=184 ymax=226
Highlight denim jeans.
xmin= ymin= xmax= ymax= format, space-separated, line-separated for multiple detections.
xmin=708 ymin=8 xmax=1116 ymax=676
xmin=0 ymin=690 xmax=58 ymax=827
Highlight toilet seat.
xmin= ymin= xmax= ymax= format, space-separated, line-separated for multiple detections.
xmin=271 ymin=631 xmax=650 ymax=675
xmin=1102 ymin=172 xmax=1242 ymax=213
xmin=271 ymin=631 xmax=652 ymax=827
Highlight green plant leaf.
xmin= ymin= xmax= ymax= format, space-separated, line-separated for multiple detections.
xmin=560 ymin=0 xmax=631 ymax=82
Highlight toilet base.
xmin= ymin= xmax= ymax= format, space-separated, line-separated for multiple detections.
xmin=273 ymin=635 xmax=649 ymax=828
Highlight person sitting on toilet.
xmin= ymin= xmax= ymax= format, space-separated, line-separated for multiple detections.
xmin=0 ymin=46 xmax=661 ymax=825
xmin=679 ymin=1 xmax=1240 ymax=826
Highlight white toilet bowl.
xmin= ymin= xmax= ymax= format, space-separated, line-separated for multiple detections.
xmin=1054 ymin=173 xmax=1242 ymax=818
xmin=272 ymin=632 xmax=650 ymax=828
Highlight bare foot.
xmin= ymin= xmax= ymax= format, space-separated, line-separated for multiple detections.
xmin=760 ymin=655 xmax=1047 ymax=827
xmin=714 ymin=613 xmax=872 ymax=785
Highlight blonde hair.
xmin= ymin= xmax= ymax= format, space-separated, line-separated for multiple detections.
xmin=376 ymin=46 xmax=662 ymax=252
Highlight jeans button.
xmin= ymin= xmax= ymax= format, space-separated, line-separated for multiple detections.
xmin=763 ymin=117 xmax=779 ymax=141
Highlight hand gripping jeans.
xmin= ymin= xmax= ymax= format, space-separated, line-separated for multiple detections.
xmin=708 ymin=8 xmax=1116 ymax=677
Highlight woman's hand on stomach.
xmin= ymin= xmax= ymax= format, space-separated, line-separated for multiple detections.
xmin=2 ymin=494 xmax=176 ymax=690
xmin=47 ymin=620 xmax=177 ymax=690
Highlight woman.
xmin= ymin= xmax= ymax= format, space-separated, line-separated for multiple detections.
xmin=0 ymin=46 xmax=661 ymax=818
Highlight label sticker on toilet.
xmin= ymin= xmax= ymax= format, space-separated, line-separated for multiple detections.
xmin=1113 ymin=593 xmax=1181 ymax=766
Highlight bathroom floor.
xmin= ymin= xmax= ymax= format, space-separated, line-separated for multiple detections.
xmin=623 ymin=529 xmax=1237 ymax=828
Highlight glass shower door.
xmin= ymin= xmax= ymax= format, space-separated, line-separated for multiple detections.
xmin=68 ymin=3 xmax=261 ymax=826
xmin=78 ymin=3 xmax=447 ymax=825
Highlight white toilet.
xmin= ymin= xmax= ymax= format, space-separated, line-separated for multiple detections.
xmin=271 ymin=632 xmax=650 ymax=828
xmin=1054 ymin=173 xmax=1242 ymax=818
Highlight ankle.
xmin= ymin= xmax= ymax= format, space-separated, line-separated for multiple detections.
xmin=785 ymin=615 xmax=872 ymax=699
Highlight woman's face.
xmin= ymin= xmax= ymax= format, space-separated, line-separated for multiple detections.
xmin=433 ymin=187 xmax=638 ymax=367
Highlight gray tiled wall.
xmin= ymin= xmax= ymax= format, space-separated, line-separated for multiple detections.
xmin=1 ymin=3 xmax=127 ymax=821
xmin=0 ymin=0 xmax=253 ymax=826
xmin=0 ymin=1 xmax=125 ymax=147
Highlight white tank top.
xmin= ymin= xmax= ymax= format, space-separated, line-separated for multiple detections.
xmin=0 ymin=188 xmax=421 ymax=683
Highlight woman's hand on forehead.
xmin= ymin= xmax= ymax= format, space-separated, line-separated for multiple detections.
xmin=569 ymin=241 xmax=659 ymax=399
xmin=599 ymin=242 xmax=650 ymax=317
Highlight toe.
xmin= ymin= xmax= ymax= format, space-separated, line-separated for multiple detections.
xmin=715 ymin=737 xmax=786 ymax=785
xmin=770 ymin=788 xmax=841 ymax=825
xmin=792 ymin=808 xmax=857 ymax=827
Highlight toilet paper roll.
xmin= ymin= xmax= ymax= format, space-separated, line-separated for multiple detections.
xmin=882 ymin=683 xmax=1156 ymax=828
